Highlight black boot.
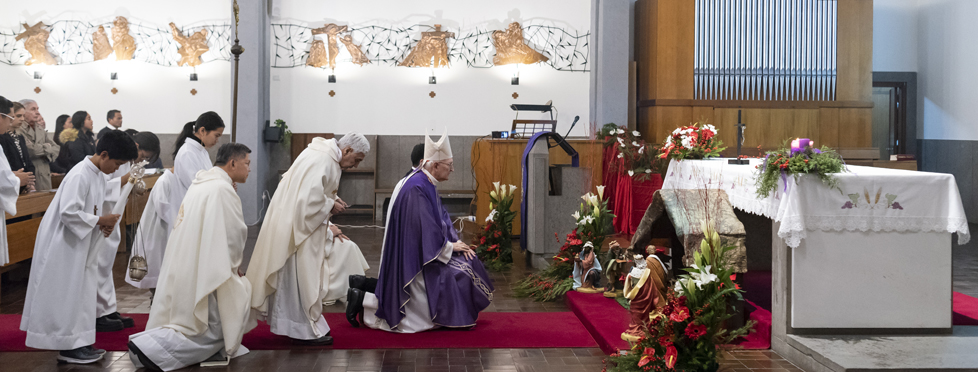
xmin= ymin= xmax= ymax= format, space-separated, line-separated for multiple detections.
xmin=346 ymin=288 xmax=365 ymax=328
xmin=108 ymin=312 xmax=135 ymax=328
xmin=128 ymin=341 xmax=162 ymax=371
xmin=95 ymin=315 xmax=124 ymax=332
xmin=291 ymin=332 xmax=334 ymax=346
xmin=348 ymin=275 xmax=378 ymax=293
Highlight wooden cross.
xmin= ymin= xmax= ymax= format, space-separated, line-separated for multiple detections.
xmin=15 ymin=22 xmax=46 ymax=41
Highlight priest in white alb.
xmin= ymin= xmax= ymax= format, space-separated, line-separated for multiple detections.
xmin=346 ymin=129 xmax=494 ymax=333
xmin=127 ymin=143 xmax=255 ymax=371
xmin=246 ymin=133 xmax=371 ymax=345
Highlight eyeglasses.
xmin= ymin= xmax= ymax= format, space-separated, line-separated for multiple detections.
xmin=437 ymin=161 xmax=454 ymax=170
xmin=0 ymin=113 xmax=12 ymax=120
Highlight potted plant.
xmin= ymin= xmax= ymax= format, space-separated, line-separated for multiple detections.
xmin=264 ymin=119 xmax=292 ymax=148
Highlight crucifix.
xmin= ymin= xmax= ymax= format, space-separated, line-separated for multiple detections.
xmin=728 ymin=109 xmax=749 ymax=165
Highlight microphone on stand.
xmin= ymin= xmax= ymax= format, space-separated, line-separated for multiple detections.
xmin=563 ymin=115 xmax=580 ymax=139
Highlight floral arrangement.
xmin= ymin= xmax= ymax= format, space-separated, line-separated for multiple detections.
xmin=658 ymin=123 xmax=725 ymax=161
xmin=754 ymin=138 xmax=846 ymax=198
xmin=475 ymin=182 xmax=518 ymax=271
xmin=514 ymin=186 xmax=615 ymax=301
xmin=605 ymin=221 xmax=755 ymax=372
xmin=600 ymin=124 xmax=662 ymax=181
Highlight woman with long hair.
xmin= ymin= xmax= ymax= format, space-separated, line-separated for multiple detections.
xmin=65 ymin=111 xmax=96 ymax=169
xmin=0 ymin=96 xmax=32 ymax=266
xmin=53 ymin=114 xmax=71 ymax=146
xmin=167 ymin=111 xmax=224 ymax=223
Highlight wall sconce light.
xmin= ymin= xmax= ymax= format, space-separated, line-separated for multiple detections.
xmin=190 ymin=73 xmax=198 ymax=81
xmin=429 ymin=76 xmax=437 ymax=84
xmin=33 ymin=71 xmax=43 ymax=80
xmin=511 ymin=76 xmax=519 ymax=85
xmin=328 ymin=74 xmax=336 ymax=83
xmin=110 ymin=72 xmax=118 ymax=80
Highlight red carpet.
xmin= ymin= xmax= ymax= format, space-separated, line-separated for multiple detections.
xmin=0 ymin=312 xmax=597 ymax=352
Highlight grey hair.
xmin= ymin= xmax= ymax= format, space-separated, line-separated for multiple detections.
xmin=337 ymin=132 xmax=370 ymax=155
xmin=19 ymin=99 xmax=37 ymax=108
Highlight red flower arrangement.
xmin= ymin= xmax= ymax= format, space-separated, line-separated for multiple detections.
xmin=658 ymin=123 xmax=725 ymax=161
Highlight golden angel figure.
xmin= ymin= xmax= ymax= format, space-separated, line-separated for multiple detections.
xmin=170 ymin=22 xmax=209 ymax=67
xmin=340 ymin=35 xmax=371 ymax=66
xmin=112 ymin=17 xmax=137 ymax=61
xmin=306 ymin=40 xmax=329 ymax=68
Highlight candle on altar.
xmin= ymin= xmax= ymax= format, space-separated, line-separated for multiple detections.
xmin=790 ymin=138 xmax=811 ymax=154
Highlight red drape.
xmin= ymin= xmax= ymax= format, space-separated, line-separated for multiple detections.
xmin=603 ymin=146 xmax=663 ymax=235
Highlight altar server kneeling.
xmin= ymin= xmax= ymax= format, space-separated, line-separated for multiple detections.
xmin=246 ymin=134 xmax=370 ymax=345
xmin=20 ymin=130 xmax=137 ymax=364
xmin=128 ymin=143 xmax=255 ymax=371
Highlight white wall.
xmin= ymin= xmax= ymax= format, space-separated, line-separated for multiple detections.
xmin=916 ymin=0 xmax=978 ymax=141
xmin=270 ymin=0 xmax=592 ymax=136
xmin=0 ymin=0 xmax=232 ymax=134
xmin=872 ymin=0 xmax=919 ymax=72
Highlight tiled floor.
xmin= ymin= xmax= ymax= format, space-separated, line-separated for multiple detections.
xmin=3 ymin=217 xmax=975 ymax=371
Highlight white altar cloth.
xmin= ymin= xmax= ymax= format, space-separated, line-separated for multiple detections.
xmin=661 ymin=159 xmax=970 ymax=248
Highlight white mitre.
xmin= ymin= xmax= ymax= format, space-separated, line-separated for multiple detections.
xmin=424 ymin=128 xmax=453 ymax=161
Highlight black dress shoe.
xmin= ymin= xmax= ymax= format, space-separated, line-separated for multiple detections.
xmin=95 ymin=316 xmax=124 ymax=332
xmin=346 ymin=288 xmax=365 ymax=328
xmin=348 ymin=275 xmax=379 ymax=293
xmin=291 ymin=334 xmax=334 ymax=346
xmin=128 ymin=341 xmax=162 ymax=371
xmin=108 ymin=312 xmax=135 ymax=328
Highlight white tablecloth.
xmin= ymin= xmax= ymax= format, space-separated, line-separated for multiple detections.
xmin=662 ymin=159 xmax=971 ymax=248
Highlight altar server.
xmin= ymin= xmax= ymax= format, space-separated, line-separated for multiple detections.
xmin=346 ymin=129 xmax=494 ymax=333
xmin=246 ymin=134 xmax=370 ymax=345
xmin=20 ymin=131 xmax=137 ymax=364
xmin=169 ymin=112 xmax=223 ymax=223
xmin=0 ymin=96 xmax=32 ymax=266
xmin=128 ymin=143 xmax=254 ymax=371
xmin=94 ymin=158 xmax=134 ymax=332
xmin=124 ymin=169 xmax=176 ymax=293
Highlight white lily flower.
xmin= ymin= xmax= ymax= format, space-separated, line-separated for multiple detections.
xmin=589 ymin=194 xmax=600 ymax=207
xmin=572 ymin=211 xmax=581 ymax=220
xmin=490 ymin=190 xmax=497 ymax=199
xmin=618 ymin=129 xmax=626 ymax=135
xmin=486 ymin=210 xmax=497 ymax=222
xmin=645 ymin=169 xmax=652 ymax=174
xmin=617 ymin=153 xmax=623 ymax=159
xmin=493 ymin=181 xmax=500 ymax=191
xmin=628 ymin=170 xmax=635 ymax=177
xmin=596 ymin=185 xmax=605 ymax=200
xmin=674 ymin=280 xmax=685 ymax=295
xmin=585 ymin=215 xmax=595 ymax=224
xmin=638 ymin=146 xmax=645 ymax=154
xmin=632 ymin=141 xmax=640 ymax=147
xmin=593 ymin=205 xmax=600 ymax=215
xmin=582 ymin=193 xmax=592 ymax=202
xmin=633 ymin=130 xmax=641 ymax=137
xmin=617 ymin=137 xmax=625 ymax=145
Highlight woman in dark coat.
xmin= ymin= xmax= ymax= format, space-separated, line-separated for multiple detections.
xmin=65 ymin=111 xmax=96 ymax=170
xmin=0 ymin=102 xmax=35 ymax=193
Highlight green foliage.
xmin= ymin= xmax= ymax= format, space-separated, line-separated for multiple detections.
xmin=600 ymin=123 xmax=663 ymax=181
xmin=274 ymin=119 xmax=292 ymax=149
xmin=754 ymin=143 xmax=846 ymax=198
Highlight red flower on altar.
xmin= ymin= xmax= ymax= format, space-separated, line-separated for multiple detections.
xmin=685 ymin=323 xmax=707 ymax=340
xmin=494 ymin=231 xmax=501 ymax=238
xmin=664 ymin=346 xmax=678 ymax=369
xmin=480 ymin=237 xmax=487 ymax=245
xmin=490 ymin=244 xmax=499 ymax=252
xmin=669 ymin=306 xmax=690 ymax=322
xmin=657 ymin=336 xmax=673 ymax=347
xmin=637 ymin=347 xmax=656 ymax=367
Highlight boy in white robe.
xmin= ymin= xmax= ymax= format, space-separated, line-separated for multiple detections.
xmin=124 ymin=169 xmax=177 ymax=292
xmin=0 ymin=96 xmax=33 ymax=266
xmin=95 ymin=161 xmax=135 ymax=332
xmin=246 ymin=134 xmax=370 ymax=345
xmin=20 ymin=130 xmax=138 ymax=364
xmin=128 ymin=143 xmax=254 ymax=371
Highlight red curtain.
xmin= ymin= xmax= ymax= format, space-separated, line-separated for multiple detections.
xmin=603 ymin=146 xmax=662 ymax=236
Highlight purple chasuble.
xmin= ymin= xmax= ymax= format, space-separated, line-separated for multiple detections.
xmin=376 ymin=172 xmax=494 ymax=329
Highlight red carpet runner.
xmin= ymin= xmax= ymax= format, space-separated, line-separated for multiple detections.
xmin=0 ymin=312 xmax=597 ymax=352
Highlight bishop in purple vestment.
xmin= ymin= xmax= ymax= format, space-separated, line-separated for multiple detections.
xmin=346 ymin=129 xmax=493 ymax=333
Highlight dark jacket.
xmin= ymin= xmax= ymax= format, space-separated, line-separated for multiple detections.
xmin=66 ymin=130 xmax=96 ymax=170
xmin=0 ymin=132 xmax=36 ymax=192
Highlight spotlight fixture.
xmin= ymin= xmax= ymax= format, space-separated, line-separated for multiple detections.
xmin=511 ymin=76 xmax=519 ymax=85
xmin=190 ymin=73 xmax=198 ymax=81
xmin=110 ymin=72 xmax=118 ymax=80
xmin=429 ymin=76 xmax=437 ymax=84
xmin=328 ymin=74 xmax=336 ymax=83
xmin=33 ymin=71 xmax=42 ymax=80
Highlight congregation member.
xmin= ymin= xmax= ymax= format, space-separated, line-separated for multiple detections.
xmin=1 ymin=102 xmax=35 ymax=193
xmin=18 ymin=99 xmax=59 ymax=191
xmin=20 ymin=131 xmax=137 ymax=364
xmin=128 ymin=143 xmax=254 ymax=371
xmin=97 ymin=110 xmax=123 ymax=142
xmin=246 ymin=134 xmax=371 ymax=345
xmin=346 ymin=130 xmax=493 ymax=333
xmin=50 ymin=114 xmax=72 ymax=174
xmin=66 ymin=111 xmax=97 ymax=169
xmin=53 ymin=126 xmax=79 ymax=174
xmin=133 ymin=131 xmax=164 ymax=168
xmin=53 ymin=114 xmax=71 ymax=146
xmin=170 ymin=113 xmax=224 ymax=223
xmin=0 ymin=96 xmax=33 ymax=266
